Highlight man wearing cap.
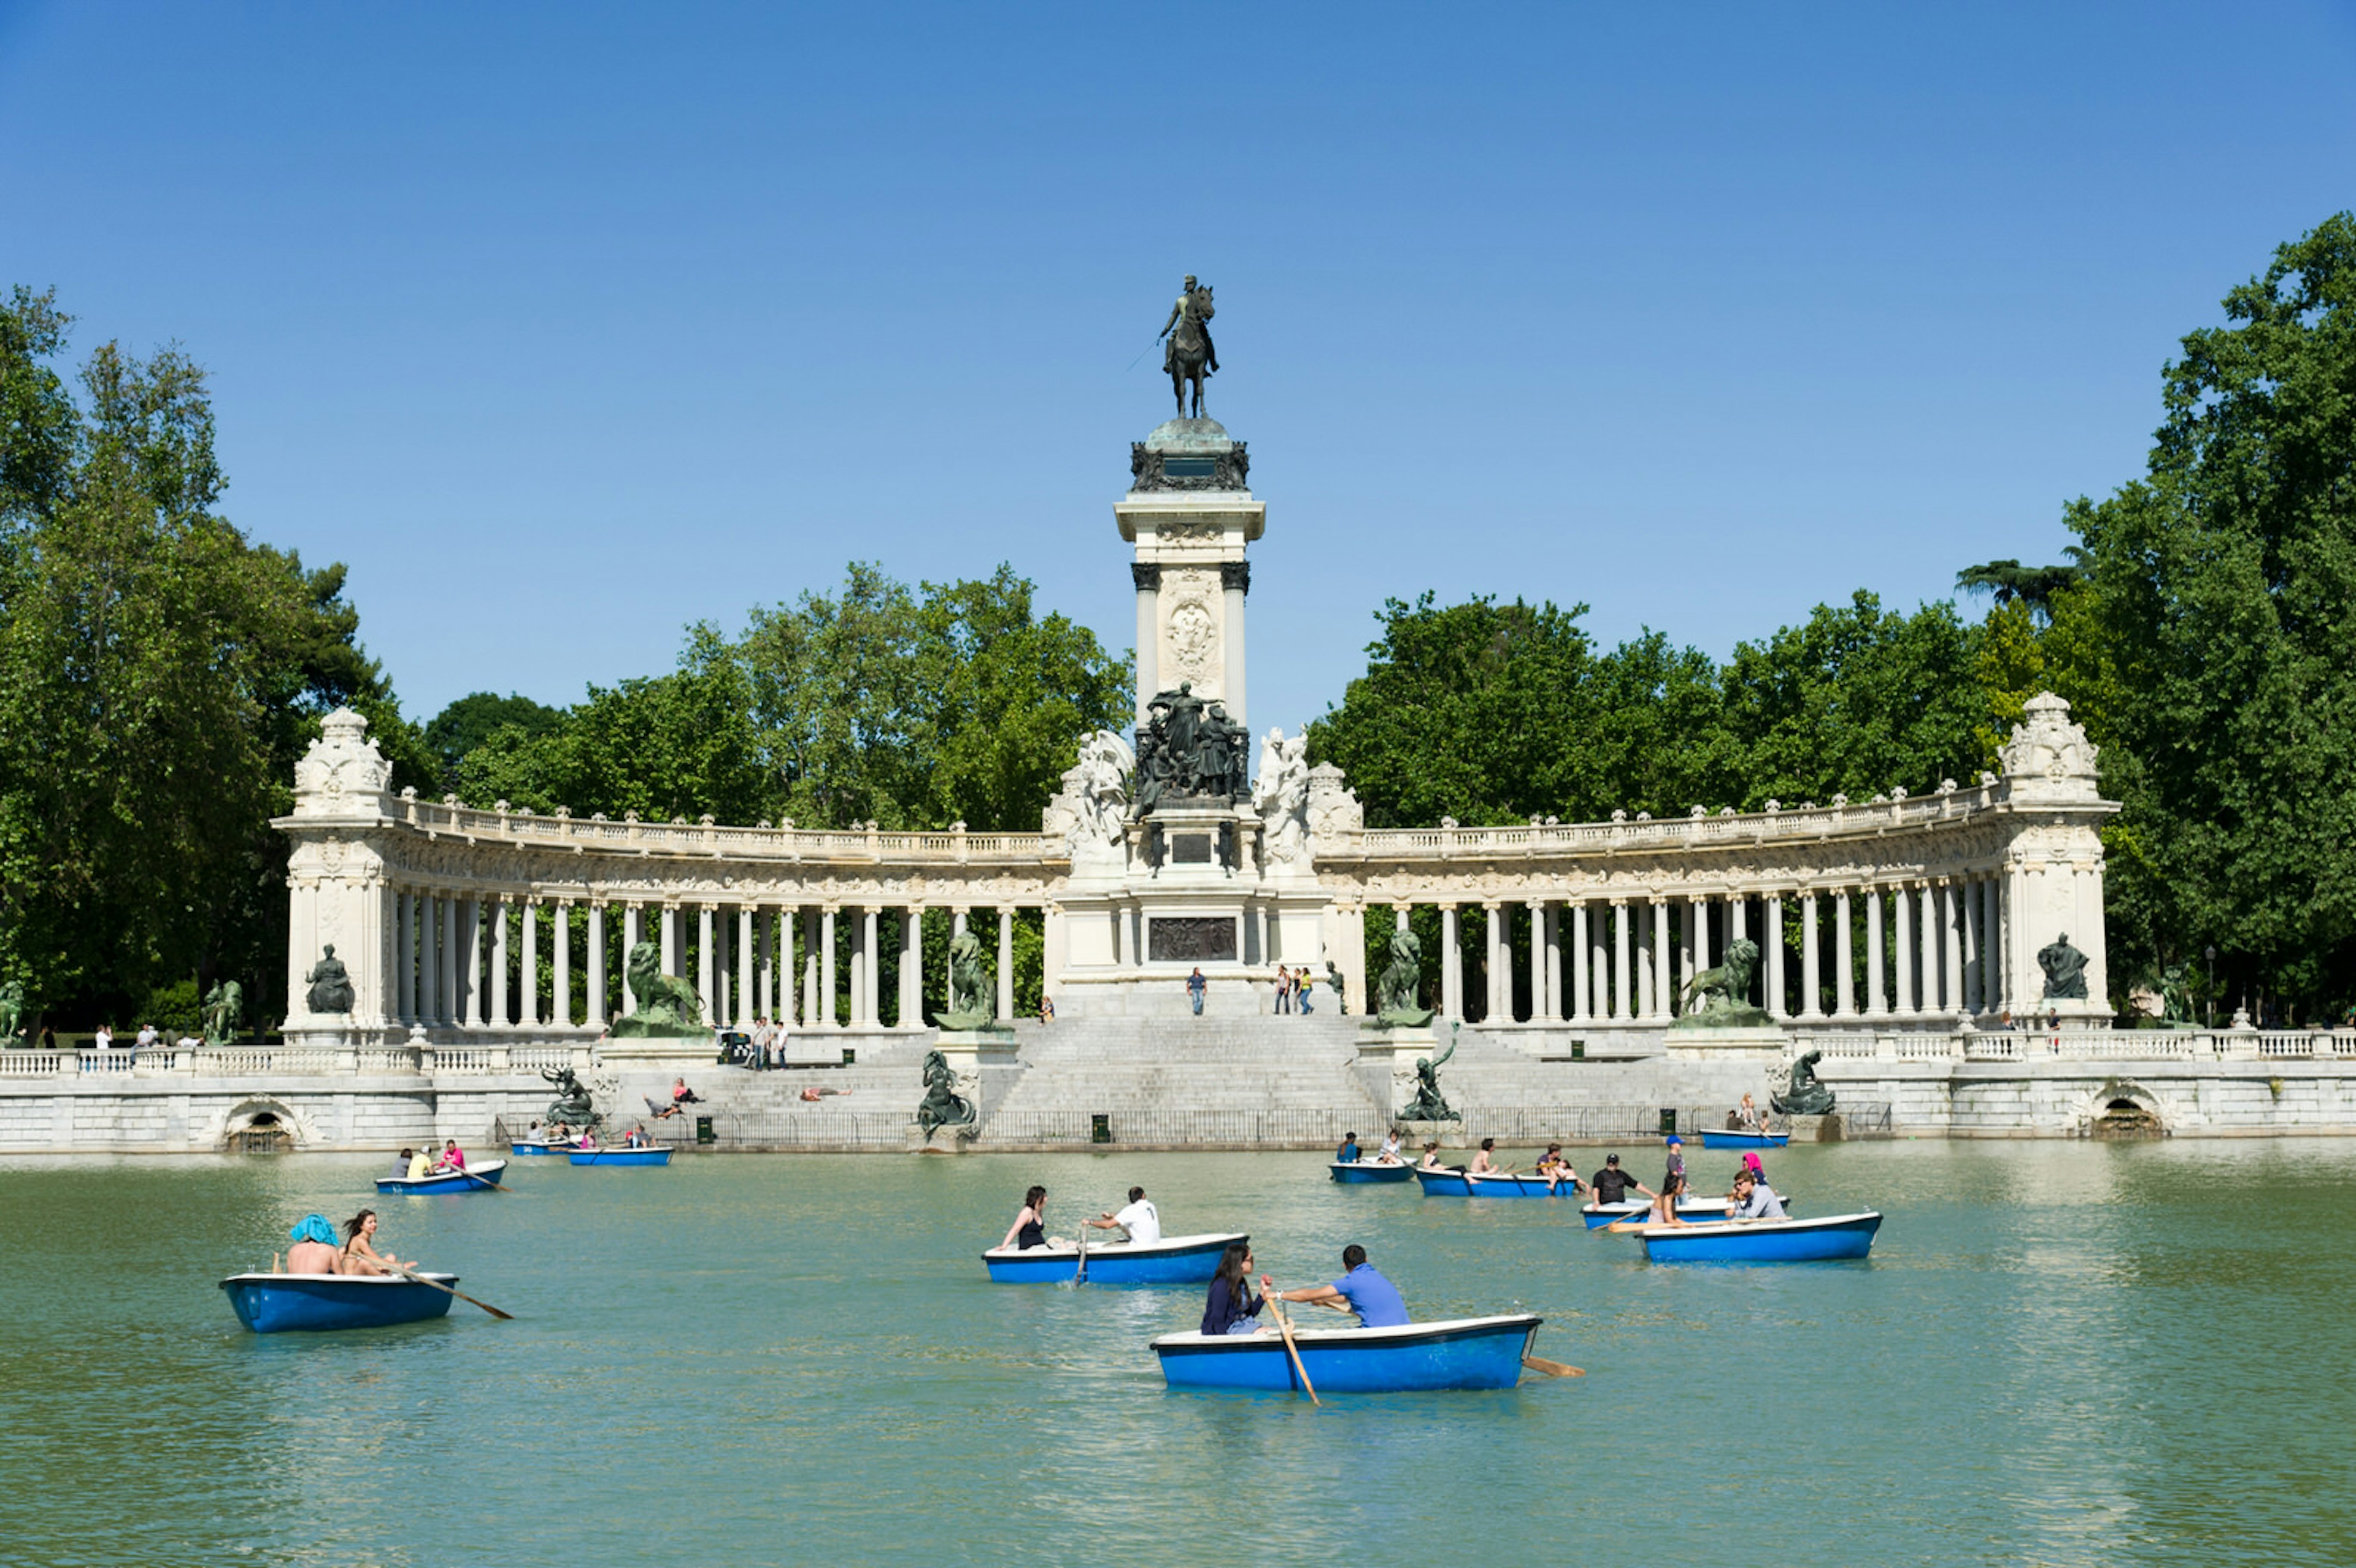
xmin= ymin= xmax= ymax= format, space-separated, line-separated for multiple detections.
xmin=1590 ymin=1153 xmax=1650 ymax=1206
xmin=1663 ymin=1134 xmax=1687 ymax=1191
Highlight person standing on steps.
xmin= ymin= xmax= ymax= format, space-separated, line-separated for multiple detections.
xmin=1187 ymin=967 xmax=1206 ymax=1017
xmin=1274 ymin=965 xmax=1292 ymax=1015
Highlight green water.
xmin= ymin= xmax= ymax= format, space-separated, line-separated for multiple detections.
xmin=4 ymin=1140 xmax=2355 ymax=1567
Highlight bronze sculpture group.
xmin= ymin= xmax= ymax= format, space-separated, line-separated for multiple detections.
xmin=1133 ymin=682 xmax=1250 ymax=814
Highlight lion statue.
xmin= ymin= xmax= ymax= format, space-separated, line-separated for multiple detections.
xmin=610 ymin=941 xmax=706 ymax=1038
xmin=934 ymin=930 xmax=998 ymax=1031
xmin=1374 ymin=928 xmax=1434 ymax=1028
xmin=1680 ymin=937 xmax=1760 ymax=1016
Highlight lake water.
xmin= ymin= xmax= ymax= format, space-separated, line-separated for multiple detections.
xmin=4 ymin=1139 xmax=2354 ymax=1567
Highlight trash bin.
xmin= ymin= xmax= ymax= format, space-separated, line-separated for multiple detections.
xmin=1658 ymin=1107 xmax=1677 ymax=1136
xmin=695 ymin=1115 xmax=715 ymax=1145
xmin=1090 ymin=1113 xmax=1112 ymax=1145
xmin=841 ymin=1048 xmax=856 ymax=1066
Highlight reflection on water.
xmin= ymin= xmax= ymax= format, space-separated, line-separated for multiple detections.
xmin=4 ymin=1141 xmax=2356 ymax=1566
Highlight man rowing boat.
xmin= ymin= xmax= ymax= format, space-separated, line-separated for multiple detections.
xmin=1268 ymin=1244 xmax=1410 ymax=1328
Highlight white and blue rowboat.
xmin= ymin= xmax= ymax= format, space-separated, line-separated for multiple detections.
xmin=507 ymin=1140 xmax=578 ymax=1156
xmin=569 ymin=1147 xmax=671 ymax=1167
xmin=218 ymin=1271 xmax=458 ymax=1333
xmin=982 ymin=1232 xmax=1247 ymax=1285
xmin=1152 ymin=1313 xmax=1544 ymax=1393
xmin=1330 ymin=1160 xmax=1415 ymax=1184
xmin=1579 ymin=1197 xmax=1792 ymax=1229
xmin=1411 ymin=1167 xmax=1472 ymax=1196
xmin=1698 ymin=1128 xmax=1790 ymax=1150
xmin=374 ymin=1158 xmax=507 ymax=1196
xmin=1463 ymin=1171 xmax=1586 ymax=1198
xmin=1636 ymin=1210 xmax=1881 ymax=1263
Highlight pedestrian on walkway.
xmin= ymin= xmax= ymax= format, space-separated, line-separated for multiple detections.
xmin=1187 ymin=967 xmax=1206 ymax=1016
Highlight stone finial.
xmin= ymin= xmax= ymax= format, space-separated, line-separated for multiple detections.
xmin=1634 ymin=811 xmax=1650 ymax=821
xmin=1999 ymin=691 xmax=2101 ymax=802
xmin=1690 ymin=805 xmax=1707 ymax=818
xmin=290 ymin=706 xmax=393 ymax=818
xmin=1441 ymin=815 xmax=1458 ymax=830
xmin=1611 ymin=808 xmax=1627 ymax=823
xmin=1831 ymin=793 xmax=1848 ymax=807
xmin=1938 ymin=778 xmax=1957 ymax=794
xmin=1765 ymin=799 xmax=1781 ymax=813
xmin=1304 ymin=763 xmax=1363 ymax=841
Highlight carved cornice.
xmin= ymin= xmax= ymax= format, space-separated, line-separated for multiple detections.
xmin=1130 ymin=442 xmax=1250 ymax=493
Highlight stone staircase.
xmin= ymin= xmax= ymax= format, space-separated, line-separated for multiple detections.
xmin=982 ymin=1015 xmax=1387 ymax=1127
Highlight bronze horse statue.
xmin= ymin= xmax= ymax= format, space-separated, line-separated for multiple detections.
xmin=1160 ymin=282 xmax=1216 ymax=418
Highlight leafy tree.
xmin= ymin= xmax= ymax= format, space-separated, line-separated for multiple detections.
xmin=2059 ymin=212 xmax=2356 ymax=1015
xmin=1954 ymin=554 xmax=2087 ymax=620
xmin=0 ymin=289 xmax=426 ymax=1026
xmin=423 ymin=690 xmax=564 ymax=791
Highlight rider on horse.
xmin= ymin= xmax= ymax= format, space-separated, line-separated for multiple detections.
xmin=1160 ymin=275 xmax=1217 ymax=376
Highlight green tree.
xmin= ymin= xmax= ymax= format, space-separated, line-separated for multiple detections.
xmin=0 ymin=289 xmax=425 ymax=1026
xmin=423 ymin=691 xmax=564 ymax=792
xmin=2061 ymin=213 xmax=2356 ymax=1015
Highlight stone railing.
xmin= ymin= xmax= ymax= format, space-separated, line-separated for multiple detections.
xmin=1804 ymin=1029 xmax=2356 ymax=1064
xmin=394 ymin=796 xmax=1061 ymax=866
xmin=1342 ymin=783 xmax=2004 ymax=860
xmin=0 ymin=1045 xmax=599 ymax=1080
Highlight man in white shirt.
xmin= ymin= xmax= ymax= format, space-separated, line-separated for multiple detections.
xmin=1085 ymin=1185 xmax=1161 ymax=1245
xmin=93 ymin=1024 xmax=113 ymax=1052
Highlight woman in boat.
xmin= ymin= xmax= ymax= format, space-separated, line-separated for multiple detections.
xmin=1417 ymin=1141 xmax=1447 ymax=1170
xmin=1377 ymin=1128 xmax=1403 ymax=1164
xmin=340 ymin=1209 xmax=413 ymax=1275
xmin=1649 ymin=1169 xmax=1691 ymax=1226
xmin=284 ymin=1213 xmax=342 ymax=1274
xmin=1469 ymin=1137 xmax=1506 ymax=1175
xmin=1536 ymin=1143 xmax=1583 ymax=1193
xmin=1200 ymin=1242 xmax=1265 ymax=1335
xmin=1000 ymin=1185 xmax=1051 ymax=1250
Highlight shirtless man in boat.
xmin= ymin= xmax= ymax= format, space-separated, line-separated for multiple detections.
xmin=1468 ymin=1138 xmax=1507 ymax=1175
xmin=283 ymin=1213 xmax=343 ymax=1274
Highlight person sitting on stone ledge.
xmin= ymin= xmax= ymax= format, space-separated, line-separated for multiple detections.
xmin=647 ymin=1078 xmax=703 ymax=1120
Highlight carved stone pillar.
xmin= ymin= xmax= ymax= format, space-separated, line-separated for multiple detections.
xmin=1570 ymin=902 xmax=1591 ymax=1021
xmin=395 ymin=892 xmax=415 ymax=1024
xmin=1650 ymin=899 xmax=1673 ymax=1021
xmin=697 ymin=905 xmax=717 ymax=1023
xmin=1834 ymin=890 xmax=1855 ymax=1017
xmin=1763 ymin=894 xmax=1785 ymax=1017
xmin=622 ymin=904 xmax=643 ymax=1017
xmin=737 ymin=906 xmax=756 ymax=1029
xmin=460 ymin=896 xmax=483 ymax=1028
xmin=820 ymin=908 xmax=838 ymax=1029
xmin=1892 ymin=885 xmax=1914 ymax=1013
xmin=998 ymin=907 xmax=1015 ymax=1023
xmin=1634 ymin=902 xmax=1653 ymax=1020
xmin=903 ymin=907 xmax=924 ymax=1028
xmin=1611 ymin=899 xmax=1631 ymax=1022
xmin=1527 ymin=899 xmax=1547 ymax=1022
xmin=1919 ymin=882 xmax=1939 ymax=1015
xmin=1440 ymin=905 xmax=1461 ymax=1018
xmin=586 ymin=902 xmax=606 ymax=1027
xmin=1132 ymin=561 xmax=1160 ymax=725
xmin=519 ymin=899 xmax=539 ymax=1028
xmin=1800 ymin=892 xmax=1822 ymax=1018
xmin=1867 ymin=887 xmax=1887 ymax=1016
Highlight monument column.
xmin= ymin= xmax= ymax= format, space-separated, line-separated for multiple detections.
xmin=1893 ymin=885 xmax=1914 ymax=1013
xmin=1527 ymin=899 xmax=1548 ymax=1022
xmin=1800 ymin=893 xmax=1822 ymax=1018
xmin=1570 ymin=902 xmax=1591 ymax=1021
xmin=1132 ymin=563 xmax=1160 ymax=724
xmin=903 ymin=907 xmax=925 ymax=1028
xmin=586 ymin=901 xmax=606 ymax=1028
xmin=1834 ymin=890 xmax=1855 ymax=1017
xmin=1918 ymin=882 xmax=1939 ymax=1014
xmin=1117 ymin=418 xmax=1263 ymax=727
xmin=997 ymin=907 xmax=1015 ymax=1023
xmin=1221 ymin=563 xmax=1249 ymax=730
xmin=395 ymin=893 xmax=415 ymax=1025
xmin=1866 ymin=887 xmax=1886 ymax=1016
xmin=519 ymin=899 xmax=539 ymax=1028
xmin=1611 ymin=900 xmax=1631 ymax=1021
xmin=697 ymin=905 xmax=716 ymax=1022
xmin=460 ymin=896 xmax=482 ymax=1028
xmin=1763 ymin=894 xmax=1785 ymax=1017
xmin=737 ymin=906 xmax=756 ymax=1029
xmin=1650 ymin=899 xmax=1673 ymax=1020
xmin=622 ymin=904 xmax=644 ymax=1017
xmin=1439 ymin=905 xmax=1461 ymax=1018
xmin=820 ymin=909 xmax=838 ymax=1029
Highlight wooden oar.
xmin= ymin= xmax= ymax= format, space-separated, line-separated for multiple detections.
xmin=1522 ymin=1355 xmax=1585 ymax=1377
xmin=456 ymin=1165 xmax=518 ymax=1195
xmin=1269 ymin=1288 xmax=1319 ymax=1405
xmin=1075 ymin=1226 xmax=1088 ymax=1285
xmin=378 ymin=1259 xmax=513 ymax=1320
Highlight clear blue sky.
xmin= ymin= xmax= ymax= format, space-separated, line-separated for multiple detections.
xmin=5 ymin=2 xmax=2354 ymax=737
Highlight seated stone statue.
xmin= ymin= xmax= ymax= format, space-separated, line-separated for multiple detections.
xmin=2038 ymin=934 xmax=2089 ymax=1001
xmin=915 ymin=1049 xmax=978 ymax=1136
xmin=1769 ymin=1047 xmax=1836 ymax=1118
xmin=304 ymin=945 xmax=355 ymax=1015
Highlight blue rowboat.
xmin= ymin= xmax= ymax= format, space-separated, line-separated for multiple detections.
xmin=1580 ymin=1197 xmax=1791 ymax=1229
xmin=1636 ymin=1210 xmax=1881 ymax=1263
xmin=1152 ymin=1313 xmax=1542 ymax=1393
xmin=375 ymin=1158 xmax=507 ymax=1196
xmin=218 ymin=1271 xmax=458 ymax=1333
xmin=507 ymin=1140 xmax=577 ymax=1156
xmin=1698 ymin=1129 xmax=1790 ymax=1150
xmin=982 ymin=1232 xmax=1246 ymax=1285
xmin=1464 ymin=1172 xmax=1583 ymax=1198
xmin=569 ymin=1147 xmax=671 ymax=1167
xmin=1330 ymin=1160 xmax=1415 ymax=1184
xmin=1412 ymin=1167 xmax=1472 ymax=1196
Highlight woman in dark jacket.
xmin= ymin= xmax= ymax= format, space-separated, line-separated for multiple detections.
xmin=1199 ymin=1242 xmax=1265 ymax=1335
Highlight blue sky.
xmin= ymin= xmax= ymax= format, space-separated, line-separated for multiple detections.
xmin=4 ymin=2 xmax=2354 ymax=737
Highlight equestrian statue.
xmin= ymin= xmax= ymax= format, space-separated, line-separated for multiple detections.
xmin=1158 ymin=275 xmax=1217 ymax=418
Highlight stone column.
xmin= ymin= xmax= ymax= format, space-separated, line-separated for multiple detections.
xmin=1918 ymin=882 xmax=1938 ymax=1015
xmin=996 ymin=907 xmax=1015 ymax=1023
xmin=1480 ymin=903 xmax=1501 ymax=1020
xmin=697 ymin=905 xmax=716 ymax=1022
xmin=1730 ymin=894 xmax=1747 ymax=943
xmin=1592 ymin=901 xmax=1611 ymax=1020
xmin=659 ymin=905 xmax=679 ymax=980
xmin=864 ymin=906 xmax=883 ymax=1024
xmin=1527 ymin=900 xmax=1548 ymax=1023
xmin=737 ymin=907 xmax=756 ymax=1028
xmin=714 ymin=909 xmax=732 ymax=1026
xmin=1940 ymin=880 xmax=1963 ymax=1016
xmin=1651 ymin=899 xmax=1673 ymax=1021
xmin=1686 ymin=896 xmax=1709 ymax=999
xmin=419 ymin=893 xmax=441 ymax=1027
xmin=1544 ymin=904 xmax=1564 ymax=1021
xmin=1960 ymin=879 xmax=1981 ymax=1014
xmin=1866 ymin=887 xmax=1887 ymax=1015
xmin=586 ymin=902 xmax=607 ymax=1027
xmin=1893 ymin=885 xmax=1915 ymax=1013
xmin=393 ymin=892 xmax=414 ymax=1024
xmin=803 ymin=910 xmax=822 ymax=1027
xmin=845 ymin=906 xmax=866 ymax=1027
xmin=461 ymin=897 xmax=483 ymax=1028
xmin=1982 ymin=877 xmax=2003 ymax=1014
xmin=1222 ymin=561 xmax=1249 ymax=730
xmin=1570 ymin=902 xmax=1591 ymax=1020
xmin=519 ymin=899 xmax=539 ymax=1028
xmin=550 ymin=901 xmax=569 ymax=1028
xmin=1634 ymin=903 xmax=1653 ymax=1020
xmin=820 ymin=909 xmax=837 ymax=1029
xmin=756 ymin=909 xmax=774 ymax=1022
xmin=903 ymin=907 xmax=924 ymax=1028
xmin=483 ymin=896 xmax=507 ymax=1027
xmin=1834 ymin=890 xmax=1854 ymax=1017
xmin=1440 ymin=905 xmax=1461 ymax=1018
xmin=622 ymin=904 xmax=643 ymax=1017
xmin=1800 ymin=893 xmax=1822 ymax=1018
xmin=1132 ymin=563 xmax=1159 ymax=725
xmin=1763 ymin=894 xmax=1785 ymax=1017
xmin=1611 ymin=900 xmax=1631 ymax=1021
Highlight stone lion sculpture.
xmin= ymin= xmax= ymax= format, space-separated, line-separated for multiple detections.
xmin=1374 ymin=929 xmax=1434 ymax=1028
xmin=1680 ymin=938 xmax=1760 ymax=1016
xmin=934 ymin=931 xmax=998 ymax=1031
xmin=610 ymin=941 xmax=705 ymax=1038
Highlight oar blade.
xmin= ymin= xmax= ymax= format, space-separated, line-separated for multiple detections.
xmin=1522 ymin=1355 xmax=1585 ymax=1378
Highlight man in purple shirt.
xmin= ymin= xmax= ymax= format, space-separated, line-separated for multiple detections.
xmin=1268 ymin=1244 xmax=1409 ymax=1328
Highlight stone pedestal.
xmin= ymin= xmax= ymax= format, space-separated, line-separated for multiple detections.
xmin=1117 ymin=418 xmax=1262 ymax=729
xmin=930 ymin=1028 xmax=1020 ymax=1072
xmin=1660 ymin=1025 xmax=1787 ymax=1058
xmin=1396 ymin=1117 xmax=1467 ymax=1149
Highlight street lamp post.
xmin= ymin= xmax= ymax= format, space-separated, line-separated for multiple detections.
xmin=2204 ymin=945 xmax=2216 ymax=1029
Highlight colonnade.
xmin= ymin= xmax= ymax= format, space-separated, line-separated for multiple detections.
xmin=385 ymin=892 xmax=1032 ymax=1032
xmin=1392 ymin=871 xmax=2017 ymax=1024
